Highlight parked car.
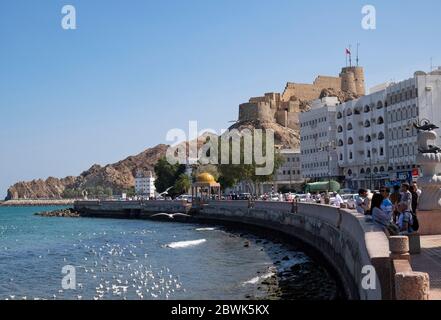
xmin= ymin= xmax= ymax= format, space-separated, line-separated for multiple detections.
xmin=238 ymin=193 xmax=251 ymax=200
xmin=175 ymin=195 xmax=192 ymax=203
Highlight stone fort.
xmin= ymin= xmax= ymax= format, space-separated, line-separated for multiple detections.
xmin=238 ymin=66 xmax=365 ymax=130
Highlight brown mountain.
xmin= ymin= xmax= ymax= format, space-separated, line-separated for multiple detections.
xmin=6 ymin=144 xmax=169 ymax=200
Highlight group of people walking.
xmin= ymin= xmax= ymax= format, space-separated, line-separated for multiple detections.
xmin=356 ymin=182 xmax=421 ymax=235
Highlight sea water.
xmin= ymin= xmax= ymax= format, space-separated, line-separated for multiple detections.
xmin=0 ymin=206 xmax=338 ymax=300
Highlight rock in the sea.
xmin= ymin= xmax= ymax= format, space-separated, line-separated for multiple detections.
xmin=35 ymin=208 xmax=80 ymax=218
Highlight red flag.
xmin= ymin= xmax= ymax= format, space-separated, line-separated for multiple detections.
xmin=345 ymin=48 xmax=351 ymax=55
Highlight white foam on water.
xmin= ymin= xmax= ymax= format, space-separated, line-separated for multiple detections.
xmin=243 ymin=271 xmax=275 ymax=285
xmin=195 ymin=228 xmax=216 ymax=231
xmin=166 ymin=239 xmax=207 ymax=249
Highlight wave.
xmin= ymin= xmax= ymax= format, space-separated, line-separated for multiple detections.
xmin=243 ymin=271 xmax=275 ymax=285
xmin=195 ymin=228 xmax=216 ymax=231
xmin=166 ymin=239 xmax=207 ymax=249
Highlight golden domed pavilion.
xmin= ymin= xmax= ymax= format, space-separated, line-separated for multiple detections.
xmin=191 ymin=172 xmax=221 ymax=203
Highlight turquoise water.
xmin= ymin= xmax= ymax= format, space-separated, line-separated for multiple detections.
xmin=0 ymin=206 xmax=335 ymax=300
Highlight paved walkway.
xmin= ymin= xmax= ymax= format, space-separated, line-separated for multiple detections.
xmin=411 ymin=235 xmax=441 ymax=300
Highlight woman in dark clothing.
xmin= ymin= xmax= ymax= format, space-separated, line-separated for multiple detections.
xmin=409 ymin=185 xmax=420 ymax=231
xmin=409 ymin=185 xmax=419 ymax=214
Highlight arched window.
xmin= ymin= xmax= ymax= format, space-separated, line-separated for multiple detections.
xmin=348 ymin=169 xmax=353 ymax=176
xmin=337 ymin=112 xmax=343 ymax=119
xmin=348 ymin=137 xmax=354 ymax=145
xmin=365 ymin=120 xmax=371 ymax=128
xmin=346 ymin=109 xmax=353 ymax=116
xmin=360 ymin=168 xmax=365 ymax=175
xmin=354 ymin=107 xmax=362 ymax=115
xmin=377 ymin=117 xmax=384 ymax=125
xmin=380 ymin=167 xmax=385 ymax=172
xmin=378 ymin=132 xmax=385 ymax=140
xmin=338 ymin=125 xmax=343 ymax=133
xmin=347 ymin=123 xmax=353 ymax=131
xmin=377 ymin=101 xmax=384 ymax=109
xmin=364 ymin=105 xmax=371 ymax=113
xmin=338 ymin=140 xmax=344 ymax=147
xmin=365 ymin=135 xmax=372 ymax=143
xmin=374 ymin=167 xmax=379 ymax=174
xmin=366 ymin=168 xmax=372 ymax=174
xmin=339 ymin=154 xmax=343 ymax=161
xmin=349 ymin=152 xmax=353 ymax=160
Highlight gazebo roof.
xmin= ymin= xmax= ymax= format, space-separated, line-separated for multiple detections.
xmin=193 ymin=172 xmax=220 ymax=188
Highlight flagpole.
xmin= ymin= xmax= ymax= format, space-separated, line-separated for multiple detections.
xmin=349 ymin=45 xmax=352 ymax=67
xmin=345 ymin=48 xmax=348 ymax=67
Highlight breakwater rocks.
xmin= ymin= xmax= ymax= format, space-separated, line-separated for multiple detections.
xmin=35 ymin=208 xmax=80 ymax=218
xmin=1 ymin=199 xmax=75 ymax=207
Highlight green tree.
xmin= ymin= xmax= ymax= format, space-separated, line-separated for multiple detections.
xmin=154 ymin=157 xmax=186 ymax=197
xmin=174 ymin=174 xmax=191 ymax=195
xmin=216 ymin=132 xmax=284 ymax=195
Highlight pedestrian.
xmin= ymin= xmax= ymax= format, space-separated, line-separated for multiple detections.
xmin=412 ymin=181 xmax=422 ymax=197
xmin=355 ymin=189 xmax=368 ymax=215
xmin=400 ymin=183 xmax=413 ymax=213
xmin=409 ymin=185 xmax=420 ymax=231
xmin=371 ymin=193 xmax=391 ymax=228
xmin=333 ymin=192 xmax=343 ymax=208
xmin=379 ymin=187 xmax=393 ymax=222
xmin=396 ymin=202 xmax=414 ymax=234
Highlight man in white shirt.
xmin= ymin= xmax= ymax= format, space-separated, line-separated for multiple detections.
xmin=333 ymin=192 xmax=344 ymax=208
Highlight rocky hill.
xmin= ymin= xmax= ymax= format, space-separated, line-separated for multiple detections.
xmin=6 ymin=144 xmax=169 ymax=200
xmin=229 ymin=120 xmax=301 ymax=150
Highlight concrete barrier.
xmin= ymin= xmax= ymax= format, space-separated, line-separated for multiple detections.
xmin=198 ymin=201 xmax=392 ymax=300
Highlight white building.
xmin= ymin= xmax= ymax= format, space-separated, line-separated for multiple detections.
xmin=336 ymin=89 xmax=388 ymax=190
xmin=300 ymin=97 xmax=342 ymax=181
xmin=336 ymin=69 xmax=441 ymax=190
xmin=271 ymin=149 xmax=303 ymax=192
xmin=135 ymin=171 xmax=156 ymax=198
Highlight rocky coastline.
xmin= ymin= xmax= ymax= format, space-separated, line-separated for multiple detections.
xmin=35 ymin=208 xmax=81 ymax=218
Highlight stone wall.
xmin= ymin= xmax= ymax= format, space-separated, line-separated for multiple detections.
xmin=198 ymin=201 xmax=391 ymax=300
xmin=281 ymin=75 xmax=342 ymax=102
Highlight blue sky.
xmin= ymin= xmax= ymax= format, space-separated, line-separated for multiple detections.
xmin=1 ymin=0 xmax=441 ymax=196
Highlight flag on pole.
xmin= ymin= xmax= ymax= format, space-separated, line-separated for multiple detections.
xmin=345 ymin=48 xmax=351 ymax=55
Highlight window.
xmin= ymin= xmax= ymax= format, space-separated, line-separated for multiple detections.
xmin=360 ymin=168 xmax=365 ymax=174
xmin=346 ymin=109 xmax=353 ymax=116
xmin=339 ymin=154 xmax=343 ymax=161
xmin=364 ymin=120 xmax=371 ymax=128
xmin=380 ymin=147 xmax=384 ymax=156
xmin=347 ymin=123 xmax=353 ymax=131
xmin=377 ymin=101 xmax=384 ymax=109
xmin=349 ymin=152 xmax=353 ymax=160
xmin=338 ymin=140 xmax=344 ymax=147
xmin=365 ymin=135 xmax=372 ymax=143
xmin=337 ymin=112 xmax=343 ymax=119
xmin=364 ymin=105 xmax=371 ymax=113
xmin=377 ymin=117 xmax=384 ymax=125
xmin=338 ymin=126 xmax=343 ymax=133
xmin=348 ymin=137 xmax=354 ymax=145
xmin=378 ymin=132 xmax=385 ymax=140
